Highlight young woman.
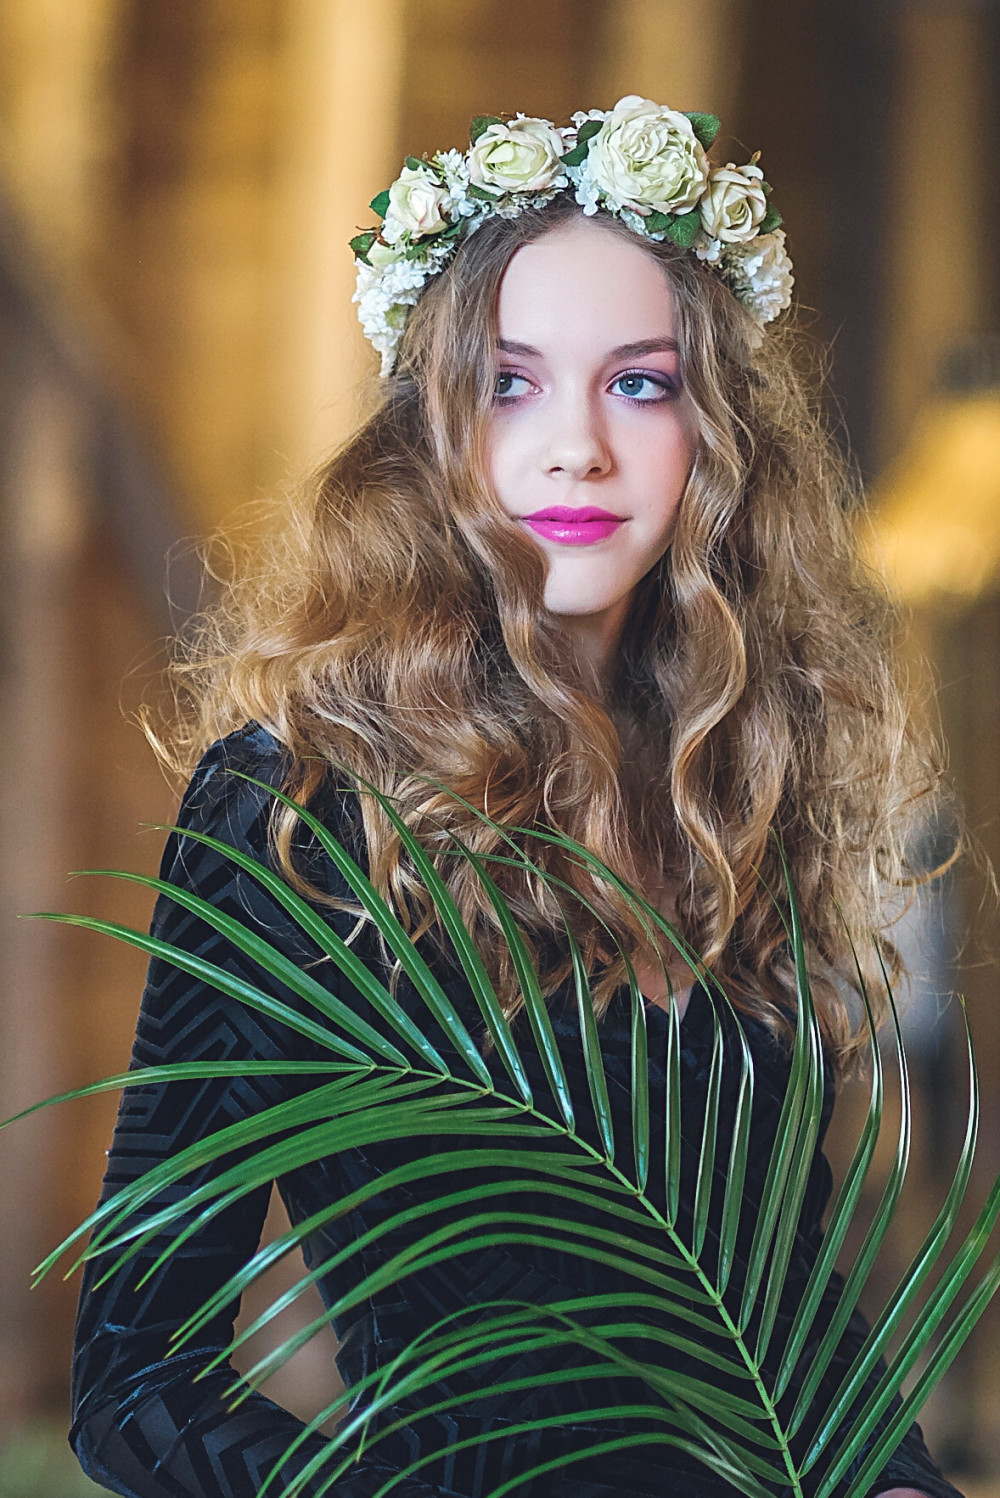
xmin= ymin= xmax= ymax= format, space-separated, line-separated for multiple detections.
xmin=70 ymin=100 xmax=962 ymax=1497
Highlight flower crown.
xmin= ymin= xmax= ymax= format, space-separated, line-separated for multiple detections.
xmin=351 ymin=96 xmax=793 ymax=376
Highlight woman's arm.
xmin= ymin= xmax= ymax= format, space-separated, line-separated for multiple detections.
xmin=812 ymin=1278 xmax=961 ymax=1498
xmin=793 ymin=1238 xmax=962 ymax=1498
xmin=70 ymin=727 xmax=445 ymax=1498
xmin=778 ymin=1053 xmax=964 ymax=1498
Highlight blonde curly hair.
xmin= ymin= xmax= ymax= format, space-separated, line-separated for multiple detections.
xmin=154 ymin=193 xmax=947 ymax=1068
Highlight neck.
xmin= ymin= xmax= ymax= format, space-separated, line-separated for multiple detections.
xmin=558 ymin=598 xmax=629 ymax=694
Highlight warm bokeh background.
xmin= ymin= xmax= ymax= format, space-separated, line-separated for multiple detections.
xmin=1 ymin=2 xmax=999 ymax=1493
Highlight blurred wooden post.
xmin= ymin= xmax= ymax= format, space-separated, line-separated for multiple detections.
xmin=877 ymin=6 xmax=995 ymax=471
xmin=732 ymin=0 xmax=896 ymax=481
xmin=881 ymin=6 xmax=1000 ymax=1470
xmin=267 ymin=0 xmax=407 ymax=478
xmin=0 ymin=337 xmax=85 ymax=1424
xmin=588 ymin=0 xmax=737 ymax=118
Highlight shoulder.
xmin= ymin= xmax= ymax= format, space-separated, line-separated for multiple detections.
xmin=178 ymin=721 xmax=289 ymax=826
xmin=146 ymin=724 xmax=368 ymax=1004
xmin=159 ymin=722 xmax=287 ymax=887
xmin=133 ymin=725 xmax=339 ymax=1081
xmin=166 ymin=722 xmax=364 ymax=893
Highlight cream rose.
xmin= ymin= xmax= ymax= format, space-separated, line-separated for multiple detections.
xmin=385 ymin=164 xmax=450 ymax=240
xmin=467 ymin=116 xmax=566 ymax=195
xmin=700 ymin=162 xmax=768 ymax=243
xmin=586 ymin=95 xmax=709 ymax=215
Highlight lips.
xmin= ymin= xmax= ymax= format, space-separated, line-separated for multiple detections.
xmin=524 ymin=506 xmax=622 ymax=522
xmin=521 ymin=505 xmax=626 ymax=546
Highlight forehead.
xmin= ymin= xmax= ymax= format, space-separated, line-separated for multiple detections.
xmin=495 ymin=217 xmax=677 ymax=347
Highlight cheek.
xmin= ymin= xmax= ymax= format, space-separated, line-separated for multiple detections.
xmin=645 ymin=428 xmax=695 ymax=526
xmin=485 ymin=425 xmax=516 ymax=507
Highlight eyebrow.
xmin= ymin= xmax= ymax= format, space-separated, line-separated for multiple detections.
xmin=497 ymin=336 xmax=680 ymax=360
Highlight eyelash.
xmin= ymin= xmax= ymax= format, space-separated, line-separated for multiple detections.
xmin=492 ymin=369 xmax=682 ymax=406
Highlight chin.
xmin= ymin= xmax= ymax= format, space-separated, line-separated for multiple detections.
xmin=543 ymin=583 xmax=631 ymax=614
xmin=545 ymin=600 xmax=626 ymax=621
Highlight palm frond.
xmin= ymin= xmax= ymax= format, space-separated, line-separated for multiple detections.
xmin=8 ymin=772 xmax=1000 ymax=1498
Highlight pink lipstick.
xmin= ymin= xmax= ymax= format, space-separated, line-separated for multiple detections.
xmin=521 ymin=505 xmax=625 ymax=545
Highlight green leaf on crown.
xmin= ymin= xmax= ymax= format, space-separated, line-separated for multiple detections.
xmin=467 ymin=182 xmax=499 ymax=201
xmin=759 ymin=204 xmax=783 ymax=235
xmin=560 ymin=143 xmax=588 ymax=168
xmin=405 ymin=156 xmax=425 ymax=172
xmin=370 ymin=189 xmax=391 ymax=218
xmin=685 ymin=112 xmax=721 ymax=150
xmin=561 ymin=118 xmax=603 ymax=168
xmin=644 ymin=210 xmax=672 ymax=235
xmin=470 ymin=115 xmax=503 ymax=144
xmin=349 ymin=230 xmax=377 ymax=265
xmin=664 ymin=210 xmax=702 ymax=249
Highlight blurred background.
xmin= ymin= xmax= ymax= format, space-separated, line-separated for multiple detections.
xmin=0 ymin=1 xmax=998 ymax=1493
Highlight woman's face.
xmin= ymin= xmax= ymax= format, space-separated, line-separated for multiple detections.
xmin=487 ymin=215 xmax=698 ymax=674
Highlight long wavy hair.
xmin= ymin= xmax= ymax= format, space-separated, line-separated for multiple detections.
xmin=155 ymin=192 xmax=946 ymax=1067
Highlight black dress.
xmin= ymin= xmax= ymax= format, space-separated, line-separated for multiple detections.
xmin=70 ymin=725 xmax=963 ymax=1498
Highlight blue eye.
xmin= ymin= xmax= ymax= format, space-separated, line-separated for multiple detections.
xmin=494 ymin=371 xmax=532 ymax=401
xmin=611 ymin=372 xmax=680 ymax=403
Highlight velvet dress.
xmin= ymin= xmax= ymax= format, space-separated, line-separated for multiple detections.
xmin=70 ymin=724 xmax=963 ymax=1498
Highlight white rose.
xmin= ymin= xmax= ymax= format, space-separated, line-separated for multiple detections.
xmin=385 ymin=164 xmax=450 ymax=240
xmin=587 ymin=95 xmax=709 ymax=215
xmin=700 ymin=161 xmax=768 ymax=243
xmin=467 ymin=115 xmax=566 ymax=195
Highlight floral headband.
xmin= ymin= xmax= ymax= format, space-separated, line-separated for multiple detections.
xmin=351 ymin=95 xmax=794 ymax=376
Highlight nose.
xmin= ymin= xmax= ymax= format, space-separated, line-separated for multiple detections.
xmin=542 ymin=392 xmax=612 ymax=481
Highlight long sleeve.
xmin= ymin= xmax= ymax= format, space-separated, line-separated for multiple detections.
xmin=70 ymin=726 xmax=446 ymax=1498
xmin=782 ymin=1099 xmax=964 ymax=1498
xmin=805 ymin=1270 xmax=962 ymax=1498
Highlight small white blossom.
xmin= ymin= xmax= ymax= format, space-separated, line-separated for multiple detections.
xmin=723 ymin=229 xmax=794 ymax=325
xmin=695 ymin=236 xmax=724 ymax=264
xmin=354 ymin=245 xmax=451 ymax=374
xmin=570 ymin=162 xmax=602 ymax=216
xmin=620 ymin=205 xmax=657 ymax=238
xmin=571 ymin=108 xmax=608 ymax=128
xmin=433 ymin=149 xmax=477 ymax=218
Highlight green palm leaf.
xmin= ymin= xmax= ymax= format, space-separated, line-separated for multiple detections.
xmin=8 ymin=773 xmax=1000 ymax=1498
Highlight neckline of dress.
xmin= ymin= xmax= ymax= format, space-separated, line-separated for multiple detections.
xmin=645 ymin=979 xmax=711 ymax=1039
xmin=613 ymin=978 xmax=707 ymax=1041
